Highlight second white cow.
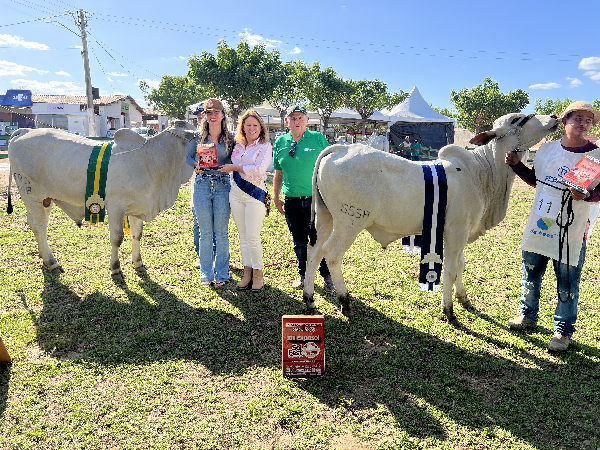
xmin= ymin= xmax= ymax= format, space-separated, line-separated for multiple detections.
xmin=303 ymin=113 xmax=560 ymax=325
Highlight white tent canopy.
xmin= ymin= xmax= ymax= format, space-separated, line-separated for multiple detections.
xmin=384 ymin=86 xmax=454 ymax=124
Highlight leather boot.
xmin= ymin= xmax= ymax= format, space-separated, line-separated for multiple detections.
xmin=237 ymin=266 xmax=253 ymax=290
xmin=251 ymin=268 xmax=264 ymax=293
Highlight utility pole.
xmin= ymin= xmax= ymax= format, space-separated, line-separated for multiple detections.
xmin=77 ymin=9 xmax=96 ymax=137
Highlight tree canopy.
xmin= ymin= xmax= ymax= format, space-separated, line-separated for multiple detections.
xmin=345 ymin=79 xmax=404 ymax=136
xmin=304 ymin=62 xmax=353 ymax=130
xmin=535 ymin=97 xmax=600 ymax=139
xmin=187 ymin=40 xmax=285 ymax=126
xmin=139 ymin=75 xmax=208 ymax=120
xmin=450 ymin=77 xmax=529 ymax=134
xmin=266 ymin=60 xmax=309 ymax=131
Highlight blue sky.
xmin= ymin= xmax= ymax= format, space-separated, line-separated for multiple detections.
xmin=1 ymin=0 xmax=599 ymax=114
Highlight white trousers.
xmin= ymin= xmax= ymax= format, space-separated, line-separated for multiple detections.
xmin=230 ymin=182 xmax=267 ymax=269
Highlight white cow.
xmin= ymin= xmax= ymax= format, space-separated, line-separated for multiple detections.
xmin=303 ymin=113 xmax=560 ymax=326
xmin=7 ymin=121 xmax=196 ymax=279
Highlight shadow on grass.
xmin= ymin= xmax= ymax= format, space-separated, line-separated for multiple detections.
xmin=0 ymin=363 xmax=10 ymax=420
xmin=291 ymin=298 xmax=600 ymax=448
xmin=32 ymin=272 xmax=600 ymax=447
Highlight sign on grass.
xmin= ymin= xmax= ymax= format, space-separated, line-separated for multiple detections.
xmin=282 ymin=315 xmax=324 ymax=378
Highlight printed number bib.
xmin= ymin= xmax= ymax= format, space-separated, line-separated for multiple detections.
xmin=534 ymin=192 xmax=561 ymax=219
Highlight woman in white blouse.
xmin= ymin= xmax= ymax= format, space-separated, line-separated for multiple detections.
xmin=219 ymin=110 xmax=273 ymax=292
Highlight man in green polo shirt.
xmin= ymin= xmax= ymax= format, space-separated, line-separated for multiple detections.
xmin=273 ymin=105 xmax=334 ymax=292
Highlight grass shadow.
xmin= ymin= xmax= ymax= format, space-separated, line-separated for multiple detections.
xmin=0 ymin=363 xmax=10 ymax=420
xmin=289 ymin=296 xmax=600 ymax=447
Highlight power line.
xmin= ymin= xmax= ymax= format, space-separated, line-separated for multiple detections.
xmin=0 ymin=11 xmax=70 ymax=28
xmin=86 ymin=29 xmax=161 ymax=78
xmin=4 ymin=0 xmax=64 ymax=17
xmin=90 ymin=13 xmax=581 ymax=63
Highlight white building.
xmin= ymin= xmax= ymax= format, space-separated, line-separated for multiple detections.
xmin=31 ymin=94 xmax=145 ymax=137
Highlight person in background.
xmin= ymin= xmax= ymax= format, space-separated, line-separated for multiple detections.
xmin=219 ymin=110 xmax=272 ymax=292
xmin=506 ymin=101 xmax=600 ymax=352
xmin=186 ymin=99 xmax=233 ymax=287
xmin=402 ymin=135 xmax=411 ymax=158
xmin=410 ymin=138 xmax=422 ymax=161
xmin=273 ymin=105 xmax=334 ymax=293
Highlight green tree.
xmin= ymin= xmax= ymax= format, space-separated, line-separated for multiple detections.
xmin=450 ymin=77 xmax=529 ymax=134
xmin=533 ymin=97 xmax=573 ymax=141
xmin=346 ymin=79 xmax=402 ymax=137
xmin=303 ymin=62 xmax=354 ymax=131
xmin=389 ymin=89 xmax=409 ymax=108
xmin=139 ymin=75 xmax=208 ymax=120
xmin=187 ymin=40 xmax=284 ymax=127
xmin=431 ymin=105 xmax=457 ymax=119
xmin=267 ymin=60 xmax=310 ymax=131
xmin=535 ymin=97 xmax=600 ymax=140
xmin=593 ymin=99 xmax=600 ymax=137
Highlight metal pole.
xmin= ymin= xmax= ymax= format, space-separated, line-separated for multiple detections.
xmin=78 ymin=9 xmax=96 ymax=137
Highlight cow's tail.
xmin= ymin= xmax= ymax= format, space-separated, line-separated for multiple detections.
xmin=7 ymin=168 xmax=13 ymax=214
xmin=309 ymin=145 xmax=344 ymax=246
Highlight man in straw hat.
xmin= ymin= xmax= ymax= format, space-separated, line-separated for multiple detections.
xmin=505 ymin=101 xmax=600 ymax=352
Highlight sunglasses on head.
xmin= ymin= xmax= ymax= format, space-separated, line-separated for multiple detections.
xmin=289 ymin=141 xmax=297 ymax=158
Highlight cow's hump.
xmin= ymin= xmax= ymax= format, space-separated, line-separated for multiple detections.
xmin=113 ymin=129 xmax=146 ymax=152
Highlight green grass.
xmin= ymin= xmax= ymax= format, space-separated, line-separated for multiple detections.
xmin=1 ymin=178 xmax=600 ymax=450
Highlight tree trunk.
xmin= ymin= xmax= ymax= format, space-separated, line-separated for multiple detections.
xmin=280 ymin=111 xmax=286 ymax=132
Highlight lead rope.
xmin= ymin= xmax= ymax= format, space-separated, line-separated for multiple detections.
xmin=530 ymin=176 xmax=574 ymax=303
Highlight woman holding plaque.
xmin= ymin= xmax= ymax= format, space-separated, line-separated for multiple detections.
xmin=219 ymin=110 xmax=272 ymax=292
xmin=186 ymin=98 xmax=233 ymax=287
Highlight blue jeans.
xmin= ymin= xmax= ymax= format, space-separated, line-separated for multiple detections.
xmin=192 ymin=207 xmax=199 ymax=255
xmin=411 ymin=154 xmax=421 ymax=161
xmin=193 ymin=175 xmax=231 ymax=282
xmin=519 ymin=241 xmax=587 ymax=337
xmin=284 ymin=196 xmax=330 ymax=278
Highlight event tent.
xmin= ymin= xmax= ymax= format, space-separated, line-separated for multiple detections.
xmin=384 ymin=86 xmax=455 ymax=150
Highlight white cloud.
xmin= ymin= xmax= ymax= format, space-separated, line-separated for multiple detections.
xmin=107 ymin=72 xmax=127 ymax=77
xmin=529 ymin=82 xmax=561 ymax=90
xmin=239 ymin=29 xmax=282 ymax=48
xmin=583 ymin=71 xmax=600 ymax=82
xmin=288 ymin=46 xmax=302 ymax=55
xmin=9 ymin=79 xmax=84 ymax=95
xmin=179 ymin=56 xmax=187 ymax=60
xmin=566 ymin=77 xmax=582 ymax=87
xmin=111 ymin=91 xmax=125 ymax=96
xmin=138 ymin=78 xmax=160 ymax=89
xmin=578 ymin=56 xmax=600 ymax=71
xmin=0 ymin=34 xmax=50 ymax=50
xmin=55 ymin=70 xmax=70 ymax=76
xmin=0 ymin=60 xmax=49 ymax=76
xmin=107 ymin=77 xmax=113 ymax=82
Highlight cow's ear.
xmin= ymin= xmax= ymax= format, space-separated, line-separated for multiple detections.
xmin=470 ymin=131 xmax=496 ymax=146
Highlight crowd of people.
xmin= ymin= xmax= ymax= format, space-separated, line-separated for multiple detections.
xmin=186 ymin=99 xmax=335 ymax=294
xmin=185 ymin=98 xmax=600 ymax=353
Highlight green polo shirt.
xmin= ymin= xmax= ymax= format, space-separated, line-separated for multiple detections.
xmin=273 ymin=130 xmax=329 ymax=197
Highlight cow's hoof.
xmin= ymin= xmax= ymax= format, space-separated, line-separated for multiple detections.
xmin=111 ymin=271 xmax=124 ymax=280
xmin=463 ymin=303 xmax=477 ymax=314
xmin=340 ymin=305 xmax=352 ymax=317
xmin=134 ymin=264 xmax=147 ymax=273
xmin=306 ymin=307 xmax=321 ymax=316
xmin=447 ymin=317 xmax=461 ymax=328
xmin=48 ymin=263 xmax=64 ymax=274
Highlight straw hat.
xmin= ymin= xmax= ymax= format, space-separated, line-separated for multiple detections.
xmin=559 ymin=100 xmax=600 ymax=125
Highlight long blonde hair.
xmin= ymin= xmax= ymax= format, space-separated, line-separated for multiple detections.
xmin=197 ymin=109 xmax=233 ymax=150
xmin=235 ymin=110 xmax=268 ymax=146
